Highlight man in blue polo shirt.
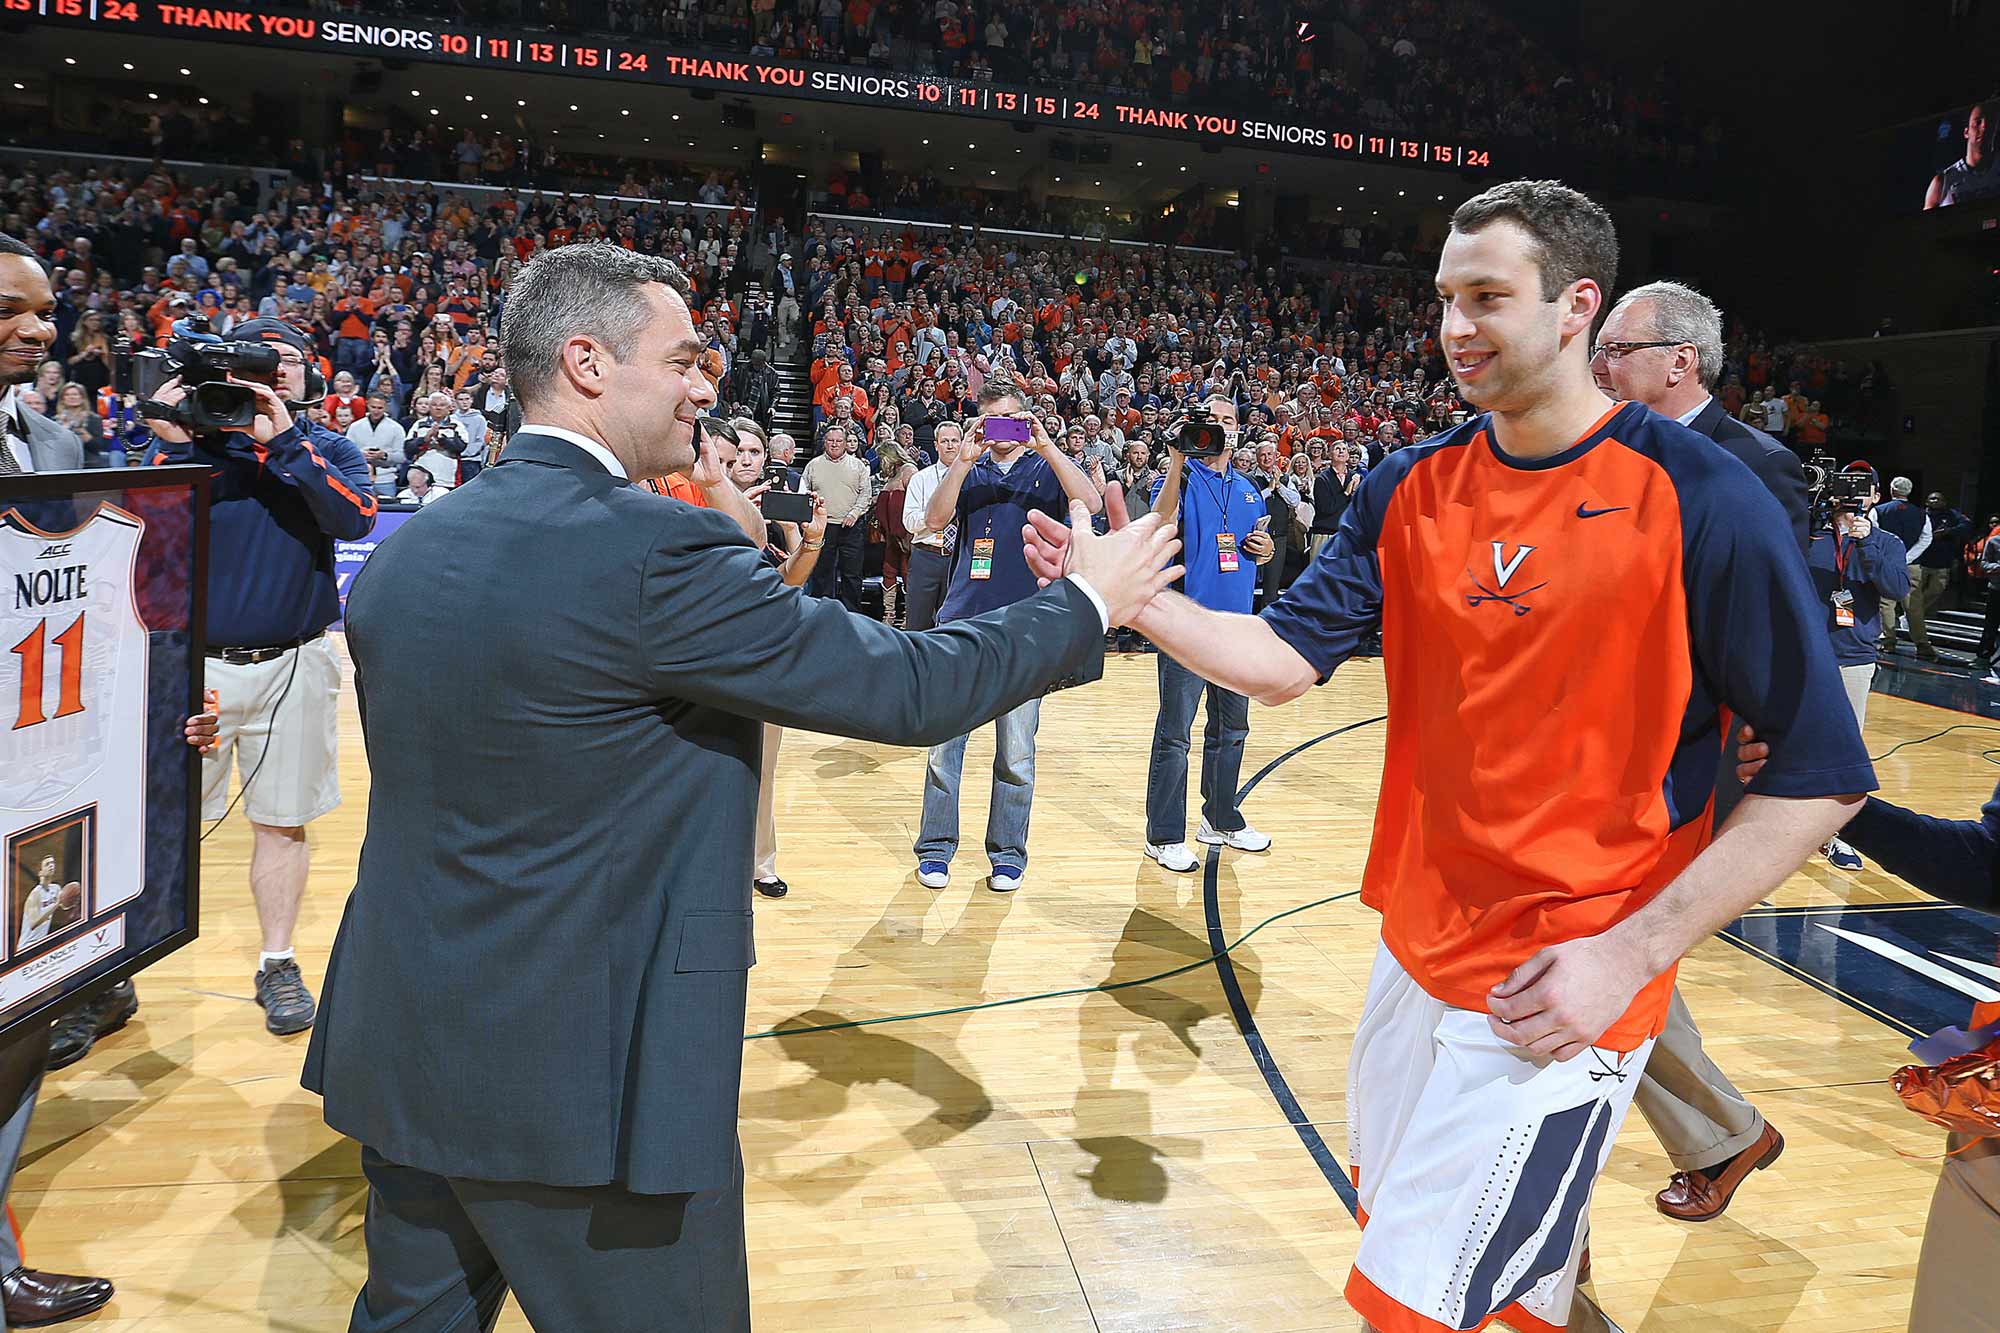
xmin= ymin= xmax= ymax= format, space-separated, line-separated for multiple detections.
xmin=1144 ymin=395 xmax=1276 ymax=872
xmin=913 ymin=376 xmax=1104 ymax=892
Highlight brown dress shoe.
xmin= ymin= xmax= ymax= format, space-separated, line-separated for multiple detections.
xmin=1655 ymin=1122 xmax=1784 ymax=1221
xmin=2 ymin=1266 xmax=114 ymax=1327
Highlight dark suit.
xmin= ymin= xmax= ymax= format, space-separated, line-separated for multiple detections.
xmin=1633 ymin=396 xmax=1809 ymax=1178
xmin=303 ymin=432 xmax=1105 ymax=1329
xmin=0 ymin=405 xmax=91 ymax=1285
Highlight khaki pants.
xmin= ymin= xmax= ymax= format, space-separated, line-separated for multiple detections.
xmin=1908 ymin=1134 xmax=2000 ymax=1331
xmin=1633 ymin=987 xmax=1767 ymax=1171
xmin=1884 ymin=565 xmax=1951 ymax=655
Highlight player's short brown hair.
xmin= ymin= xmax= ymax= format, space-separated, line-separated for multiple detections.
xmin=1451 ymin=180 xmax=1618 ymax=305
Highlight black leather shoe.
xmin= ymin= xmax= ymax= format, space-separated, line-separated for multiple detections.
xmin=754 ymin=877 xmax=789 ymax=899
xmin=46 ymin=981 xmax=138 ymax=1072
xmin=1 ymin=1266 xmax=113 ymax=1326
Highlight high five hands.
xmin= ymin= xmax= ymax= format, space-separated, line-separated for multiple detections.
xmin=1048 ymin=489 xmax=1184 ymax=627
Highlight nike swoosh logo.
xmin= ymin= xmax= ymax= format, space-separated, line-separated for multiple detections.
xmin=1575 ymin=502 xmax=1629 ymax=519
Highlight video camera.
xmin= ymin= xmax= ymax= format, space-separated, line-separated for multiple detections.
xmin=117 ymin=316 xmax=281 ymax=436
xmin=1166 ymin=383 xmax=1241 ymax=458
xmin=1803 ymin=451 xmax=1876 ymax=516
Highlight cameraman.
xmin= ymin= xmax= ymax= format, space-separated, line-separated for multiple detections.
xmin=1809 ymin=470 xmax=1910 ymax=870
xmin=139 ymin=318 xmax=377 ymax=1037
xmin=1141 ymin=395 xmax=1275 ymax=872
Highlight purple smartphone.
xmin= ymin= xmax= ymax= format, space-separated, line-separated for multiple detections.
xmin=984 ymin=416 xmax=1032 ymax=443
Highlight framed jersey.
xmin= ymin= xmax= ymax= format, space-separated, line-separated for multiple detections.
xmin=0 ymin=466 xmax=206 ymax=1042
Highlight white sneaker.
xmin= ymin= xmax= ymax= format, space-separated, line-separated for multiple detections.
xmin=916 ymin=859 xmax=951 ymax=889
xmin=1984 ymin=672 xmax=2000 ymax=686
xmin=1145 ymin=841 xmax=1199 ymax=873
xmin=989 ymin=866 xmax=1024 ymax=893
xmin=1197 ymin=819 xmax=1272 ymax=852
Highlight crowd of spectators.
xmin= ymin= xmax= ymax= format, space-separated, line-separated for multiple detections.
xmin=316 ymin=0 xmax=1713 ymax=164
xmin=4 ymin=159 xmax=777 ymax=493
xmin=817 ymin=168 xmax=1234 ymax=249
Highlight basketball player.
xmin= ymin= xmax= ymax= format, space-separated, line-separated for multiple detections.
xmin=1926 ymin=101 xmax=2000 ymax=209
xmin=1021 ymin=181 xmax=1874 ymax=1332
xmin=16 ymin=856 xmax=74 ymax=950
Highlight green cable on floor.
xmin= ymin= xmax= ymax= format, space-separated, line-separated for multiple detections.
xmin=743 ymin=887 xmax=1362 ymax=1042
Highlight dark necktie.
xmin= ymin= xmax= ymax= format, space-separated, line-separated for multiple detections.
xmin=0 ymin=414 xmax=24 ymax=477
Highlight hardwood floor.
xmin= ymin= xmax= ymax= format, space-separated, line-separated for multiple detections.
xmin=19 ymin=641 xmax=1983 ymax=1331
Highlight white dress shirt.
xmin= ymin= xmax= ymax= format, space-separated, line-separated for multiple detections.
xmin=0 ymin=386 xmax=34 ymax=471
xmin=903 ymin=460 xmax=952 ymax=546
xmin=518 ymin=424 xmax=628 ymax=480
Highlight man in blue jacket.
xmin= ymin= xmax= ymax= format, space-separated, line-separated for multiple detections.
xmin=1808 ymin=469 xmax=1910 ymax=869
xmin=130 ymin=318 xmax=376 ymax=1045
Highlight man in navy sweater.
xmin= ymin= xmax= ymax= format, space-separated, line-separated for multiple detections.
xmin=132 ymin=318 xmax=376 ymax=1042
xmin=1734 ymin=733 xmax=1998 ymax=1331
xmin=1876 ymin=477 xmax=1937 ymax=660
xmin=1807 ymin=472 xmax=1910 ymax=869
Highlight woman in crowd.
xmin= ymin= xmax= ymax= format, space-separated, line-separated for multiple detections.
xmin=1309 ymin=438 xmax=1365 ymax=558
xmin=51 ymin=382 xmax=107 ymax=464
xmin=65 ymin=311 xmax=113 ymax=399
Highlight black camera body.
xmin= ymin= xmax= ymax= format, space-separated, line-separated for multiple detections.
xmin=1167 ymin=404 xmax=1231 ymax=458
xmin=120 ymin=316 xmax=281 ymax=436
xmin=1824 ymin=470 xmax=1876 ymax=514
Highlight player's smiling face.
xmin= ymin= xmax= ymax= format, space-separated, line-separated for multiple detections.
xmin=1435 ymin=220 xmax=1570 ymax=414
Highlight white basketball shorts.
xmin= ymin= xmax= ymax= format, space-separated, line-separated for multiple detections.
xmin=1345 ymin=940 xmax=1653 ymax=1333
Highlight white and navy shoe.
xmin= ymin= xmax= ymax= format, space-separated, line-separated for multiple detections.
xmin=1823 ymin=838 xmax=1864 ymax=871
xmin=1197 ymin=819 xmax=1272 ymax=852
xmin=989 ymin=865 xmax=1024 ymax=893
xmin=916 ymin=860 xmax=951 ymax=889
xmin=1145 ymin=841 xmax=1199 ymax=873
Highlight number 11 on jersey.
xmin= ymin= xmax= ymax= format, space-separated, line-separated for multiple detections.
xmin=12 ymin=614 xmax=85 ymax=730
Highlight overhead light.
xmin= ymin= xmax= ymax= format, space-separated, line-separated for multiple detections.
xmin=1398 ymin=190 xmax=1405 ymax=196
xmin=687 ymin=140 xmax=694 ymax=147
xmin=429 ymin=108 xmax=439 ymax=116
xmin=516 ymin=99 xmax=526 ymax=106
xmin=921 ymin=138 xmax=929 ymax=145
xmin=121 ymin=62 xmax=133 ymax=70
xmin=1358 ymin=185 xmax=1365 ymax=191
xmin=1054 ymin=175 xmax=1061 ymax=182
xmin=598 ymin=133 xmax=605 ymax=139
xmin=464 ymin=94 xmax=474 ymax=102
xmin=411 ymin=89 xmax=420 ymax=96
xmin=621 ymin=109 xmax=630 ymax=116
xmin=197 ymin=96 xmax=209 ymax=105
xmin=1015 ymin=148 xmax=1021 ymax=154
xmin=146 ymin=92 xmax=158 ymax=100
xmin=1179 ymin=166 xmax=1187 ymax=172
xmin=178 ymin=67 xmax=190 ymax=76
xmin=988 ymin=169 xmax=995 ymax=175
xmin=967 ymin=142 xmax=974 ymax=149
xmin=480 ymin=113 xmax=489 ymax=120
xmin=1437 ymin=194 xmax=1444 ymax=201
xmin=569 ymin=103 xmax=578 ymax=111
xmin=63 ymin=57 xmax=75 ymax=65
xmin=8 ymin=83 xmax=19 ymax=91
xmin=1136 ymin=160 xmax=1144 ymax=167
xmin=672 ymin=113 xmax=680 ymax=120
xmin=643 ymin=137 xmax=651 ymax=142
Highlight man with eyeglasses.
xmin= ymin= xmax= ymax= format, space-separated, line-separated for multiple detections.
xmin=1591 ymin=281 xmax=1807 ymax=1226
xmin=131 ymin=318 xmax=377 ymax=1048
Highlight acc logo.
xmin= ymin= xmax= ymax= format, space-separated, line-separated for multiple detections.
xmin=36 ymin=543 xmax=70 ymax=560
xmin=1465 ymin=541 xmax=1545 ymax=616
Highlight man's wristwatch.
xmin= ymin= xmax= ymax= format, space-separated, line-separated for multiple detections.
xmin=802 ymin=539 xmax=825 ymax=551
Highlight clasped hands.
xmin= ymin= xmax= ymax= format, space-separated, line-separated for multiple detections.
xmin=1021 ymin=481 xmax=1265 ymax=629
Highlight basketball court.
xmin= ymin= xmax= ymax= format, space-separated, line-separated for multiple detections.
xmin=17 ymin=641 xmax=1984 ymax=1331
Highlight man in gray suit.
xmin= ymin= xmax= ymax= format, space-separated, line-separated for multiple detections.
xmin=0 ymin=231 xmax=115 ymax=1327
xmin=303 ymin=242 xmax=1183 ymax=1331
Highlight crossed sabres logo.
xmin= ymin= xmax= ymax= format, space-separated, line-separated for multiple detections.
xmin=1465 ymin=541 xmax=1547 ymax=616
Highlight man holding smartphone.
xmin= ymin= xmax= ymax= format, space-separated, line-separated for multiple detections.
xmin=912 ymin=377 xmax=1103 ymax=892
xmin=1143 ymin=395 xmax=1276 ymax=872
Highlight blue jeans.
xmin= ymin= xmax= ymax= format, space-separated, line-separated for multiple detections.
xmin=1144 ymin=653 xmax=1248 ymax=845
xmin=915 ymin=696 xmax=1040 ymax=870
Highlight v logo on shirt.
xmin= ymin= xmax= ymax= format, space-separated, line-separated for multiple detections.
xmin=1490 ymin=541 xmax=1536 ymax=589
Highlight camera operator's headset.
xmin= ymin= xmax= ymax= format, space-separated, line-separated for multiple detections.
xmin=185 ymin=319 xmax=329 ymax=839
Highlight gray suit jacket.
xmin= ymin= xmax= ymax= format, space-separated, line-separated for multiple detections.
xmin=302 ymin=432 xmax=1104 ymax=1193
xmin=20 ymin=407 xmax=83 ymax=472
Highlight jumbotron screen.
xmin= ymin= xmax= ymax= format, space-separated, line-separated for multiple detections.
xmin=24 ymin=0 xmax=1494 ymax=171
xmin=1906 ymin=99 xmax=2000 ymax=210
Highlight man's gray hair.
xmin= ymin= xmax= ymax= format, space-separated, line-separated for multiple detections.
xmin=500 ymin=242 xmax=691 ymax=409
xmin=1616 ymin=280 xmax=1725 ymax=390
xmin=1892 ymin=476 xmax=1914 ymax=498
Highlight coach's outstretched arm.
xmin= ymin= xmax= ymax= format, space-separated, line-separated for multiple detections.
xmin=643 ymin=500 xmax=1181 ymax=748
xmin=1020 ymin=466 xmax=1388 ymax=706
